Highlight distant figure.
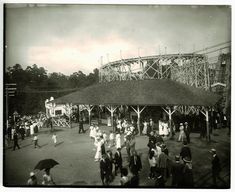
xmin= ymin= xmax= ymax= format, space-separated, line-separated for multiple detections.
xmin=32 ymin=134 xmax=40 ymax=148
xmin=184 ymin=122 xmax=191 ymax=143
xmin=42 ymin=168 xmax=55 ymax=185
xmin=89 ymin=124 xmax=96 ymax=139
xmin=94 ymin=137 xmax=102 ymax=161
xmin=114 ymin=148 xmax=123 ymax=176
xmin=171 ymin=155 xmax=184 ymax=187
xmin=109 ymin=131 xmax=115 ymax=147
xmin=27 ymin=172 xmax=37 ymax=186
xmin=148 ymin=131 xmax=156 ymax=153
xmin=52 ymin=133 xmax=57 ymax=147
xmin=13 ymin=132 xmax=20 ymax=151
xmin=210 ymin=148 xmax=226 ymax=187
xmin=180 ymin=141 xmax=192 ymax=160
xmin=115 ymin=133 xmax=121 ymax=149
xmin=78 ymin=120 xmax=85 ymax=134
xmin=178 ymin=123 xmax=185 ymax=142
xmin=142 ymin=120 xmax=148 ymax=135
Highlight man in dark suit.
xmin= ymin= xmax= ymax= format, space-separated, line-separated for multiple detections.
xmin=114 ymin=148 xmax=122 ymax=176
xmin=13 ymin=131 xmax=20 ymax=151
xmin=148 ymin=131 xmax=156 ymax=153
xmin=78 ymin=120 xmax=85 ymax=134
xmin=129 ymin=151 xmax=142 ymax=176
xmin=184 ymin=122 xmax=191 ymax=143
xmin=106 ymin=150 xmax=113 ymax=182
xmin=171 ymin=155 xmax=184 ymax=187
xmin=210 ymin=149 xmax=226 ymax=187
xmin=180 ymin=140 xmax=192 ymax=160
xmin=100 ymin=154 xmax=109 ymax=185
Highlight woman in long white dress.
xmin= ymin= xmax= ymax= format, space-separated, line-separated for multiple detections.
xmin=142 ymin=121 xmax=148 ymax=135
xmin=116 ymin=133 xmax=121 ymax=149
xmin=89 ymin=124 xmax=95 ymax=139
xmin=94 ymin=137 xmax=102 ymax=161
xmin=178 ymin=123 xmax=185 ymax=142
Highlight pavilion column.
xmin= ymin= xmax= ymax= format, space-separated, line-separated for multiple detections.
xmin=84 ymin=105 xmax=94 ymax=125
xmin=106 ymin=105 xmax=118 ymax=132
xmin=162 ymin=106 xmax=177 ymax=138
xmin=131 ymin=105 xmax=146 ymax=135
xmin=200 ymin=107 xmax=210 ymax=142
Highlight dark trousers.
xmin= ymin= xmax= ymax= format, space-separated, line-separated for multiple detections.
xmin=13 ymin=141 xmax=20 ymax=150
xmin=34 ymin=140 xmax=40 ymax=148
xmin=78 ymin=127 xmax=85 ymax=133
xmin=149 ymin=166 xmax=156 ymax=178
xmin=100 ymin=172 xmax=109 ymax=185
xmin=114 ymin=164 xmax=122 ymax=175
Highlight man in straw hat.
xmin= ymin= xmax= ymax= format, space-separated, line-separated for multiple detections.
xmin=209 ymin=148 xmax=226 ymax=187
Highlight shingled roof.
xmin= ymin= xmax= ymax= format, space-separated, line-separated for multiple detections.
xmin=51 ymin=79 xmax=220 ymax=106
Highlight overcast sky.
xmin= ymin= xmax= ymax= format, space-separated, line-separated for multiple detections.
xmin=5 ymin=4 xmax=231 ymax=75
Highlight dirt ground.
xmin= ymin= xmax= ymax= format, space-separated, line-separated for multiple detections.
xmin=3 ymin=123 xmax=230 ymax=188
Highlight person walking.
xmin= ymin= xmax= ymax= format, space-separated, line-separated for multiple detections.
xmin=32 ymin=134 xmax=40 ymax=148
xmin=27 ymin=172 xmax=37 ymax=185
xmin=184 ymin=122 xmax=191 ymax=144
xmin=106 ymin=150 xmax=114 ymax=182
xmin=178 ymin=123 xmax=185 ymax=142
xmin=115 ymin=132 xmax=121 ymax=149
xmin=158 ymin=147 xmax=168 ymax=182
xmin=94 ymin=137 xmax=102 ymax=161
xmin=109 ymin=131 xmax=115 ymax=147
xmin=52 ymin=133 xmax=57 ymax=147
xmin=148 ymin=131 xmax=156 ymax=153
xmin=114 ymin=148 xmax=123 ymax=176
xmin=100 ymin=154 xmax=109 ymax=185
xmin=210 ymin=148 xmax=226 ymax=187
xmin=180 ymin=140 xmax=192 ymax=160
xmin=12 ymin=132 xmax=20 ymax=151
xmin=148 ymin=150 xmax=157 ymax=179
xmin=171 ymin=155 xmax=184 ymax=187
xmin=78 ymin=120 xmax=85 ymax=134
xmin=129 ymin=151 xmax=142 ymax=176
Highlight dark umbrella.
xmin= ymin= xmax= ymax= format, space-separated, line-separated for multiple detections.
xmin=34 ymin=159 xmax=59 ymax=170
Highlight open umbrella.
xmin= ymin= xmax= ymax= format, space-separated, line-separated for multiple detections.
xmin=34 ymin=159 xmax=59 ymax=170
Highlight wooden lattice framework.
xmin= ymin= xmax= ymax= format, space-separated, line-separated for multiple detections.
xmin=99 ymin=53 xmax=210 ymax=115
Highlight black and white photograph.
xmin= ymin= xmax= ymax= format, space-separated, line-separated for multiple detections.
xmin=2 ymin=1 xmax=232 ymax=189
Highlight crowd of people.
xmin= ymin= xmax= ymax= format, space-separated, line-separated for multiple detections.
xmin=88 ymin=117 xmax=226 ymax=187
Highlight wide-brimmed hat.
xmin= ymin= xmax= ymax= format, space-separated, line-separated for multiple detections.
xmin=183 ymin=157 xmax=192 ymax=163
xmin=209 ymin=148 xmax=216 ymax=153
xmin=30 ymin=172 xmax=35 ymax=177
xmin=184 ymin=122 xmax=188 ymax=125
xmin=180 ymin=123 xmax=183 ymax=125
xmin=175 ymin=155 xmax=180 ymax=161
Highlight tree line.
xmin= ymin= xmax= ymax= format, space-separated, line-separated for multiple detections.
xmin=5 ymin=63 xmax=99 ymax=115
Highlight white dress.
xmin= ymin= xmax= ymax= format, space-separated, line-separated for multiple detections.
xmin=94 ymin=140 xmax=102 ymax=160
xmin=142 ymin=122 xmax=148 ymax=135
xmin=116 ymin=134 xmax=121 ymax=149
xmin=89 ymin=126 xmax=95 ymax=138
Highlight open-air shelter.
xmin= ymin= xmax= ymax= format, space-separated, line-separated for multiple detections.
xmin=50 ymin=79 xmax=220 ymax=141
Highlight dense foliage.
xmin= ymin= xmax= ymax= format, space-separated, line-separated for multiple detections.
xmin=5 ymin=64 xmax=99 ymax=115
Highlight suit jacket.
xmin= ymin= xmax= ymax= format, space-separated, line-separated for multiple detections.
xmin=100 ymin=158 xmax=108 ymax=175
xmin=212 ymin=155 xmax=221 ymax=173
xmin=171 ymin=162 xmax=184 ymax=184
xmin=180 ymin=146 xmax=192 ymax=159
xmin=114 ymin=151 xmax=122 ymax=166
xmin=129 ymin=155 xmax=142 ymax=175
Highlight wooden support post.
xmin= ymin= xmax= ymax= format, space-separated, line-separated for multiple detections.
xmin=131 ymin=105 xmax=146 ymax=135
xmin=162 ymin=106 xmax=177 ymax=139
xmin=106 ymin=106 xmax=117 ymax=132
xmin=84 ymin=105 xmax=94 ymax=126
xmin=200 ymin=108 xmax=210 ymax=142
